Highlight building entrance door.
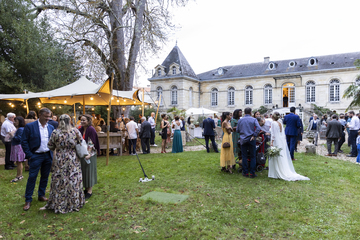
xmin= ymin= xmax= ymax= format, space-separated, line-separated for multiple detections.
xmin=282 ymin=83 xmax=295 ymax=107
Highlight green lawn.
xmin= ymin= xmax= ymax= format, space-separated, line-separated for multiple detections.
xmin=1 ymin=151 xmax=360 ymax=239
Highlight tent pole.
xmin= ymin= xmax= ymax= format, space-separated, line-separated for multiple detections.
xmin=142 ymin=88 xmax=145 ymax=116
xmin=25 ymin=99 xmax=29 ymax=115
xmin=74 ymin=103 xmax=76 ymax=126
xmin=106 ymin=72 xmax=114 ymax=166
xmin=154 ymin=94 xmax=161 ymax=124
xmin=83 ymin=96 xmax=85 ymax=115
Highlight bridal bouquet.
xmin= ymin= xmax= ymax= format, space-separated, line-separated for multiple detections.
xmin=266 ymin=146 xmax=282 ymax=158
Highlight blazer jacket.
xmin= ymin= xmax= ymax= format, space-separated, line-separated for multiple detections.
xmin=326 ymin=120 xmax=343 ymax=139
xmin=307 ymin=119 xmax=320 ymax=132
xmin=203 ymin=118 xmax=216 ymax=136
xmin=139 ymin=121 xmax=151 ymax=139
xmin=283 ymin=113 xmax=301 ymax=136
xmin=21 ymin=121 xmax=54 ymax=159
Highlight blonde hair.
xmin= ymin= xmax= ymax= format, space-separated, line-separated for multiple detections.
xmin=58 ymin=114 xmax=72 ymax=132
xmin=272 ymin=112 xmax=281 ymax=121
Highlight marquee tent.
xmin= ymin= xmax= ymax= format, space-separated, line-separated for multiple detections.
xmin=185 ymin=107 xmax=218 ymax=115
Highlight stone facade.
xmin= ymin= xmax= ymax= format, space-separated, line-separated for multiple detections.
xmin=149 ymin=46 xmax=360 ymax=114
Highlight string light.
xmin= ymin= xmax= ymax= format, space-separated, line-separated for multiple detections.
xmin=23 ymin=105 xmax=27 ymax=108
xmin=91 ymin=108 xmax=94 ymax=111
xmin=150 ymin=106 xmax=153 ymax=108
xmin=117 ymin=99 xmax=119 ymax=102
xmin=107 ymin=108 xmax=109 ymax=111
xmin=52 ymin=106 xmax=56 ymax=109
xmin=8 ymin=102 xmax=12 ymax=105
xmin=111 ymin=97 xmax=114 ymax=100
xmin=78 ymin=106 xmax=81 ymax=109
xmin=64 ymin=100 xmax=67 ymax=103
xmin=122 ymin=108 xmax=125 ymax=111
xmin=59 ymin=106 xmax=62 ymax=109
xmin=139 ymin=107 xmax=142 ymax=110
xmin=90 ymin=96 xmax=94 ymax=100
xmin=37 ymin=102 xmax=41 ymax=105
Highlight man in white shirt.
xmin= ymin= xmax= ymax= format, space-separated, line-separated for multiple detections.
xmin=346 ymin=110 xmax=359 ymax=157
xmin=126 ymin=116 xmax=139 ymax=155
xmin=148 ymin=112 xmax=157 ymax=146
xmin=1 ymin=112 xmax=16 ymax=170
xmin=21 ymin=108 xmax=54 ymax=211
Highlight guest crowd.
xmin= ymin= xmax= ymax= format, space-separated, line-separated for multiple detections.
xmin=0 ymin=106 xmax=357 ymax=213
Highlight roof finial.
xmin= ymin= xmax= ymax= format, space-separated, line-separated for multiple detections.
xmin=176 ymin=40 xmax=178 ymax=46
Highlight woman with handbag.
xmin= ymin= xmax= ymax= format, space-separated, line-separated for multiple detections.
xmin=160 ymin=114 xmax=169 ymax=153
xmin=79 ymin=114 xmax=100 ymax=199
xmin=220 ymin=112 xmax=235 ymax=173
xmin=44 ymin=114 xmax=85 ymax=213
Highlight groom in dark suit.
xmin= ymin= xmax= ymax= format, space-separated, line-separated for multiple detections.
xmin=139 ymin=117 xmax=151 ymax=154
xmin=283 ymin=107 xmax=301 ymax=161
xmin=21 ymin=108 xmax=54 ymax=211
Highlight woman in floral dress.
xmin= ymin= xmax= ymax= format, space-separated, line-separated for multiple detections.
xmin=44 ymin=114 xmax=85 ymax=213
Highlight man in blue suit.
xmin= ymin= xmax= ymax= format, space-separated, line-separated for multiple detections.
xmin=21 ymin=108 xmax=54 ymax=211
xmin=283 ymin=107 xmax=301 ymax=161
xmin=203 ymin=115 xmax=219 ymax=153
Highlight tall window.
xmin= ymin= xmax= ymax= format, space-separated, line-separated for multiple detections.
xmin=306 ymin=81 xmax=316 ymax=103
xmin=264 ymin=84 xmax=272 ymax=104
xmin=171 ymin=86 xmax=178 ymax=105
xmin=228 ymin=87 xmax=235 ymax=106
xmin=172 ymin=66 xmax=176 ymax=75
xmin=211 ymin=88 xmax=218 ymax=106
xmin=329 ymin=79 xmax=340 ymax=102
xmin=157 ymin=87 xmax=163 ymax=106
xmin=189 ymin=87 xmax=193 ymax=107
xmin=157 ymin=68 xmax=161 ymax=76
xmin=245 ymin=86 xmax=253 ymax=105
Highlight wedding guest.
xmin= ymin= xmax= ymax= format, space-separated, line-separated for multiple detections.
xmin=220 ymin=112 xmax=235 ymax=173
xmin=21 ymin=108 xmax=54 ymax=211
xmin=356 ymin=130 xmax=360 ymax=164
xmin=109 ymin=117 xmax=118 ymax=132
xmin=307 ymin=114 xmax=320 ymax=146
xmin=10 ymin=116 xmax=26 ymax=182
xmin=121 ymin=118 xmax=130 ymax=153
xmin=48 ymin=112 xmax=59 ymax=129
xmin=148 ymin=112 xmax=157 ymax=146
xmin=44 ymin=114 xmax=85 ymax=213
xmin=160 ymin=114 xmax=169 ymax=153
xmin=325 ymin=114 xmax=343 ymax=157
xmin=347 ymin=111 xmax=360 ymax=157
xmin=295 ymin=114 xmax=303 ymax=152
xmin=172 ymin=116 xmax=183 ymax=153
xmin=126 ymin=116 xmax=139 ymax=155
xmin=203 ymin=115 xmax=219 ymax=153
xmin=338 ymin=114 xmax=346 ymax=153
xmin=79 ymin=114 xmax=100 ymax=199
xmin=253 ymin=111 xmax=260 ymax=118
xmin=180 ymin=116 xmax=186 ymax=146
xmin=99 ymin=120 xmax=107 ymax=132
xmin=1 ymin=112 xmax=16 ymax=170
xmin=24 ymin=111 xmax=37 ymax=171
xmin=139 ymin=117 xmax=151 ymax=154
xmin=230 ymin=109 xmax=241 ymax=157
xmin=237 ymin=108 xmax=261 ymax=178
xmin=52 ymin=115 xmax=58 ymax=121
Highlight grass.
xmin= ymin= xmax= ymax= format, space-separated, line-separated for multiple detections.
xmin=153 ymin=133 xmax=211 ymax=148
xmin=1 ymin=151 xmax=360 ymax=239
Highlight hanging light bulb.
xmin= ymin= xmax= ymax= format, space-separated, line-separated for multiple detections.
xmin=139 ymin=107 xmax=142 ymax=110
xmin=111 ymin=97 xmax=114 ymax=100
xmin=52 ymin=106 xmax=56 ymax=109
xmin=91 ymin=108 xmax=94 ymax=111
xmin=37 ymin=102 xmax=41 ymax=105
xmin=117 ymin=99 xmax=119 ymax=102
xmin=59 ymin=106 xmax=62 ymax=109
xmin=150 ymin=105 xmax=153 ymax=108
xmin=23 ymin=105 xmax=27 ymax=108
xmin=64 ymin=99 xmax=67 ymax=103
xmin=8 ymin=102 xmax=12 ymax=105
xmin=90 ymin=96 xmax=94 ymax=100
xmin=122 ymin=107 xmax=125 ymax=111
xmin=78 ymin=106 xmax=81 ymax=109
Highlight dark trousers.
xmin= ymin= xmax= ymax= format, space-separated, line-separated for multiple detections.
xmin=350 ymin=130 xmax=358 ymax=156
xmin=129 ymin=139 xmax=137 ymax=154
xmin=141 ymin=138 xmax=150 ymax=154
xmin=150 ymin=128 xmax=155 ymax=145
xmin=286 ymin=135 xmax=297 ymax=160
xmin=25 ymin=152 xmax=52 ymax=202
xmin=204 ymin=135 xmax=218 ymax=153
xmin=338 ymin=132 xmax=345 ymax=151
xmin=327 ymin=138 xmax=339 ymax=154
xmin=264 ymin=135 xmax=270 ymax=163
xmin=240 ymin=140 xmax=256 ymax=175
xmin=4 ymin=141 xmax=13 ymax=168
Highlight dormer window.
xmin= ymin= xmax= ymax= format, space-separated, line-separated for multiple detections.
xmin=157 ymin=68 xmax=162 ymax=77
xmin=217 ymin=68 xmax=224 ymax=75
xmin=268 ymin=62 xmax=276 ymax=70
xmin=172 ymin=66 xmax=176 ymax=75
xmin=289 ymin=61 xmax=296 ymax=67
xmin=308 ymin=57 xmax=318 ymax=66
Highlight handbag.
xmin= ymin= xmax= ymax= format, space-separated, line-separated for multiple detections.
xmin=75 ymin=131 xmax=90 ymax=163
xmin=222 ymin=142 xmax=230 ymax=148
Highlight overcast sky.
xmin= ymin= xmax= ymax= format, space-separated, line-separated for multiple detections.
xmin=137 ymin=0 xmax=360 ymax=86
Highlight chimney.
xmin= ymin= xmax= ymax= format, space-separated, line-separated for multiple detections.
xmin=264 ymin=57 xmax=270 ymax=64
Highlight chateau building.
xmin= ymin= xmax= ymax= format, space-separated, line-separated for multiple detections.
xmin=149 ymin=45 xmax=360 ymax=115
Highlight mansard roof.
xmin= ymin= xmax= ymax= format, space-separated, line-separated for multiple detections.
xmin=197 ymin=52 xmax=360 ymax=81
xmin=152 ymin=46 xmax=198 ymax=79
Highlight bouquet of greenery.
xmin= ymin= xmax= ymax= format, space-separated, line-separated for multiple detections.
xmin=265 ymin=146 xmax=282 ymax=158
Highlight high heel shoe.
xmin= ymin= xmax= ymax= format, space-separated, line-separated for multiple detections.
xmin=161 ymin=151 xmax=164 ymax=153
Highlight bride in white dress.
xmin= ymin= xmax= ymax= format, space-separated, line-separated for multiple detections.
xmin=268 ymin=112 xmax=310 ymax=181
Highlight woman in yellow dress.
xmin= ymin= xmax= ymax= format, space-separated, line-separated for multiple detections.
xmin=220 ymin=112 xmax=235 ymax=173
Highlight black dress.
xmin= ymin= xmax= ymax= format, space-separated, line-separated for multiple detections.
xmin=161 ymin=120 xmax=168 ymax=140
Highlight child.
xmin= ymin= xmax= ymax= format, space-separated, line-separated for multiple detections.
xmin=9 ymin=116 xmax=26 ymax=182
xmin=356 ymin=130 xmax=360 ymax=164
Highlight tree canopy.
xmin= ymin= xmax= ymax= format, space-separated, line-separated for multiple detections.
xmin=30 ymin=0 xmax=189 ymax=90
xmin=0 ymin=0 xmax=81 ymax=94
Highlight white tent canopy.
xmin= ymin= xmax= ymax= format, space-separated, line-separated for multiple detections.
xmin=186 ymin=107 xmax=218 ymax=115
